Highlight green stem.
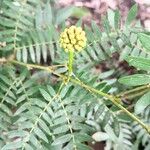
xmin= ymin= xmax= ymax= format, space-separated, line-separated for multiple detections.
xmin=68 ymin=50 xmax=74 ymax=77
xmin=115 ymin=104 xmax=134 ymax=115
xmin=8 ymin=60 xmax=150 ymax=134
xmin=9 ymin=60 xmax=56 ymax=71
xmin=117 ymin=85 xmax=149 ymax=97
xmin=124 ymin=89 xmax=150 ymax=99
xmin=69 ymin=78 xmax=150 ymax=134
xmin=21 ymin=82 xmax=65 ymax=150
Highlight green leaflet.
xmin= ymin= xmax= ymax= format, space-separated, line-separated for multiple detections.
xmin=74 ymin=133 xmax=93 ymax=143
xmin=39 ymin=88 xmax=52 ymax=101
xmin=119 ymin=74 xmax=150 ymax=86
xmin=135 ymin=92 xmax=150 ymax=114
xmin=126 ymin=4 xmax=138 ymax=26
xmin=125 ymin=56 xmax=150 ymax=71
xmin=51 ymin=134 xmax=72 ymax=145
xmin=132 ymin=106 xmax=150 ymax=149
xmin=114 ymin=10 xmax=120 ymax=29
xmin=34 ymin=127 xmax=49 ymax=143
xmin=56 ymin=6 xmax=75 ymax=25
xmin=1 ymin=141 xmax=23 ymax=150
xmin=138 ymin=33 xmax=150 ymax=51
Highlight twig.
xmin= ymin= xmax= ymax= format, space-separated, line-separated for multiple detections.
xmin=21 ymin=82 xmax=64 ymax=150
xmin=123 ymin=89 xmax=150 ymax=100
xmin=117 ymin=84 xmax=150 ymax=100
xmin=8 ymin=59 xmax=150 ymax=135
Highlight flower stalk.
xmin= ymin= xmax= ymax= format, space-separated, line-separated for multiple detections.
xmin=68 ymin=50 xmax=74 ymax=80
xmin=59 ymin=26 xmax=87 ymax=81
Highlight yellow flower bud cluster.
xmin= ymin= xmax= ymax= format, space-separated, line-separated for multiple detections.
xmin=59 ymin=26 xmax=87 ymax=52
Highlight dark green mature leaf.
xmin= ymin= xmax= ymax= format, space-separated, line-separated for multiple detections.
xmin=126 ymin=56 xmax=150 ymax=71
xmin=135 ymin=92 xmax=150 ymax=114
xmin=126 ymin=4 xmax=138 ymax=26
xmin=119 ymin=74 xmax=150 ymax=86
xmin=138 ymin=33 xmax=150 ymax=51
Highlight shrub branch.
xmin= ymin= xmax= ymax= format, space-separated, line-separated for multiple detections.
xmin=6 ymin=59 xmax=150 ymax=135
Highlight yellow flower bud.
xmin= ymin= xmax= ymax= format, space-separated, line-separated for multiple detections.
xmin=70 ymin=25 xmax=76 ymax=31
xmin=64 ymin=38 xmax=69 ymax=43
xmin=71 ymin=39 xmax=76 ymax=45
xmin=63 ymin=43 xmax=67 ymax=48
xmin=78 ymin=41 xmax=86 ymax=47
xmin=68 ymin=29 xmax=74 ymax=34
xmin=75 ymin=45 xmax=82 ymax=51
xmin=81 ymin=31 xmax=85 ymax=36
xmin=67 ymin=44 xmax=73 ymax=50
xmin=59 ymin=26 xmax=87 ymax=52
xmin=75 ymin=27 xmax=82 ymax=34
xmin=64 ymin=28 xmax=68 ymax=32
xmin=69 ymin=33 xmax=75 ymax=39
xmin=76 ymin=35 xmax=82 ymax=40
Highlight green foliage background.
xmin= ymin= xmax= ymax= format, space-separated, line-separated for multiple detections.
xmin=0 ymin=0 xmax=150 ymax=150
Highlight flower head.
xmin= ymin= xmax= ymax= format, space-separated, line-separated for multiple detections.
xmin=59 ymin=26 xmax=87 ymax=52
